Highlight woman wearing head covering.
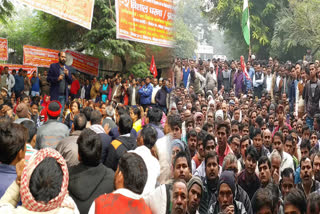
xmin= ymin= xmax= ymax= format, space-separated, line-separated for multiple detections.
xmin=171 ymin=139 xmax=186 ymax=161
xmin=40 ymin=95 xmax=50 ymax=124
xmin=0 ymin=148 xmax=79 ymax=213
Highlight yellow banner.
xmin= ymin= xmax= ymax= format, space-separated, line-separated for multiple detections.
xmin=17 ymin=0 xmax=95 ymax=29
xmin=116 ymin=0 xmax=174 ymax=47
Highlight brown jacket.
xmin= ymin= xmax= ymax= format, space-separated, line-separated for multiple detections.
xmin=90 ymin=81 xmax=101 ymax=99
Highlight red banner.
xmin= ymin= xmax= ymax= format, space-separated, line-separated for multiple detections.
xmin=0 ymin=38 xmax=8 ymax=61
xmin=0 ymin=64 xmax=37 ymax=78
xmin=66 ymin=50 xmax=99 ymax=76
xmin=23 ymin=45 xmax=60 ymax=68
xmin=17 ymin=0 xmax=95 ymax=30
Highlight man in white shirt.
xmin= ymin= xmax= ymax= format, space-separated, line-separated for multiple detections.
xmin=130 ymin=125 xmax=160 ymax=196
xmin=151 ymin=78 xmax=160 ymax=107
xmin=265 ymin=65 xmax=273 ymax=93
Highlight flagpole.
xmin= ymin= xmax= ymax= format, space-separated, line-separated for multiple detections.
xmin=249 ymin=44 xmax=251 ymax=62
xmin=248 ymin=0 xmax=251 ymax=62
xmin=242 ymin=0 xmax=250 ymax=61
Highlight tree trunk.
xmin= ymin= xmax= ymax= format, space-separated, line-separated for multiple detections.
xmin=121 ymin=56 xmax=126 ymax=74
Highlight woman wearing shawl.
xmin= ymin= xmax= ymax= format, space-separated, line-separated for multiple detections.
xmin=40 ymin=95 xmax=50 ymax=123
xmin=0 ymin=148 xmax=79 ymax=213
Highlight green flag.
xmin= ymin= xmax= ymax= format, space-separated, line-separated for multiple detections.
xmin=242 ymin=0 xmax=250 ymax=46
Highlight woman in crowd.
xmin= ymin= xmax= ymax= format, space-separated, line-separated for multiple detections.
xmin=64 ymin=100 xmax=81 ymax=129
xmin=130 ymin=106 xmax=142 ymax=132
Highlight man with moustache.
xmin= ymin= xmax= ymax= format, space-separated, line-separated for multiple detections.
xmin=199 ymin=152 xmax=220 ymax=214
xmin=47 ymin=51 xmax=72 ymax=117
xmin=171 ymin=179 xmax=189 ymax=214
xmin=297 ymin=157 xmax=320 ymax=198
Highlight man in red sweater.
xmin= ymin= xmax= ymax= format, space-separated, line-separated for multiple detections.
xmin=88 ymin=153 xmax=152 ymax=214
xmin=70 ymin=73 xmax=80 ymax=100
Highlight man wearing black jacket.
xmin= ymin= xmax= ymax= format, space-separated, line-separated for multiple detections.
xmin=68 ymin=129 xmax=114 ymax=214
xmin=127 ymin=78 xmax=140 ymax=106
xmin=199 ymin=152 xmax=219 ymax=214
xmin=104 ymin=114 xmax=137 ymax=171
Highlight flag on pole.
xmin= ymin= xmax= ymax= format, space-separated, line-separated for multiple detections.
xmin=150 ymin=55 xmax=158 ymax=78
xmin=240 ymin=56 xmax=251 ymax=81
xmin=242 ymin=0 xmax=250 ymax=46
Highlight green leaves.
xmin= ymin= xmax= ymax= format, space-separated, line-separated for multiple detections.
xmin=129 ymin=62 xmax=150 ymax=78
xmin=173 ymin=18 xmax=197 ymax=58
xmin=0 ymin=0 xmax=13 ymax=24
xmin=271 ymin=0 xmax=320 ymax=60
xmin=203 ymin=0 xmax=289 ymax=59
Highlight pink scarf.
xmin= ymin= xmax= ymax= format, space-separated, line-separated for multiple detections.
xmin=20 ymin=148 xmax=74 ymax=212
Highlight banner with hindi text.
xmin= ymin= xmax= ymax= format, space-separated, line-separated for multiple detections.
xmin=116 ymin=0 xmax=174 ymax=47
xmin=17 ymin=0 xmax=95 ymax=29
xmin=0 ymin=64 xmax=37 ymax=78
xmin=0 ymin=38 xmax=8 ymax=61
xmin=66 ymin=50 xmax=99 ymax=76
xmin=23 ymin=45 xmax=60 ymax=68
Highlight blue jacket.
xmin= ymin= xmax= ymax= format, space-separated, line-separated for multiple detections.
xmin=289 ymin=79 xmax=298 ymax=112
xmin=14 ymin=75 xmax=24 ymax=93
xmin=138 ymin=83 xmax=153 ymax=105
xmin=245 ymin=67 xmax=255 ymax=91
xmin=31 ymin=77 xmax=40 ymax=92
xmin=183 ymin=67 xmax=190 ymax=87
xmin=47 ymin=63 xmax=72 ymax=101
xmin=155 ymin=86 xmax=172 ymax=107
xmin=0 ymin=164 xmax=16 ymax=198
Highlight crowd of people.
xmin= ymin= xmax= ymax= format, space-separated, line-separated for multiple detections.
xmin=0 ymin=51 xmax=320 ymax=214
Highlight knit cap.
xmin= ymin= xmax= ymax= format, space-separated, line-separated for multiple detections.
xmin=218 ymin=171 xmax=236 ymax=195
xmin=187 ymin=176 xmax=203 ymax=192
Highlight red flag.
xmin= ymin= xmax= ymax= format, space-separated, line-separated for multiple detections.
xmin=150 ymin=55 xmax=158 ymax=78
xmin=240 ymin=55 xmax=251 ymax=81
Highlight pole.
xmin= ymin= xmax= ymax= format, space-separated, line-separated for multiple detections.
xmin=248 ymin=44 xmax=252 ymax=62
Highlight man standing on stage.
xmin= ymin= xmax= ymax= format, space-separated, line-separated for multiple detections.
xmin=47 ymin=51 xmax=72 ymax=118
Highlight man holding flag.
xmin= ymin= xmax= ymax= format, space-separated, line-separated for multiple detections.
xmin=138 ymin=56 xmax=157 ymax=110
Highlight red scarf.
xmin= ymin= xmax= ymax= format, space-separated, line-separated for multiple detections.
xmin=20 ymin=148 xmax=74 ymax=212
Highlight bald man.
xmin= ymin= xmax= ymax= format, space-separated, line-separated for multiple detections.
xmin=263 ymin=129 xmax=272 ymax=153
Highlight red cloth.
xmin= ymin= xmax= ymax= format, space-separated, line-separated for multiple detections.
xmin=150 ymin=55 xmax=158 ymax=78
xmin=123 ymin=93 xmax=129 ymax=105
xmin=40 ymin=95 xmax=50 ymax=123
xmin=95 ymin=193 xmax=152 ymax=214
xmin=70 ymin=79 xmax=80 ymax=95
xmin=192 ymin=154 xmax=202 ymax=169
xmin=272 ymin=122 xmax=292 ymax=137
xmin=216 ymin=144 xmax=233 ymax=166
